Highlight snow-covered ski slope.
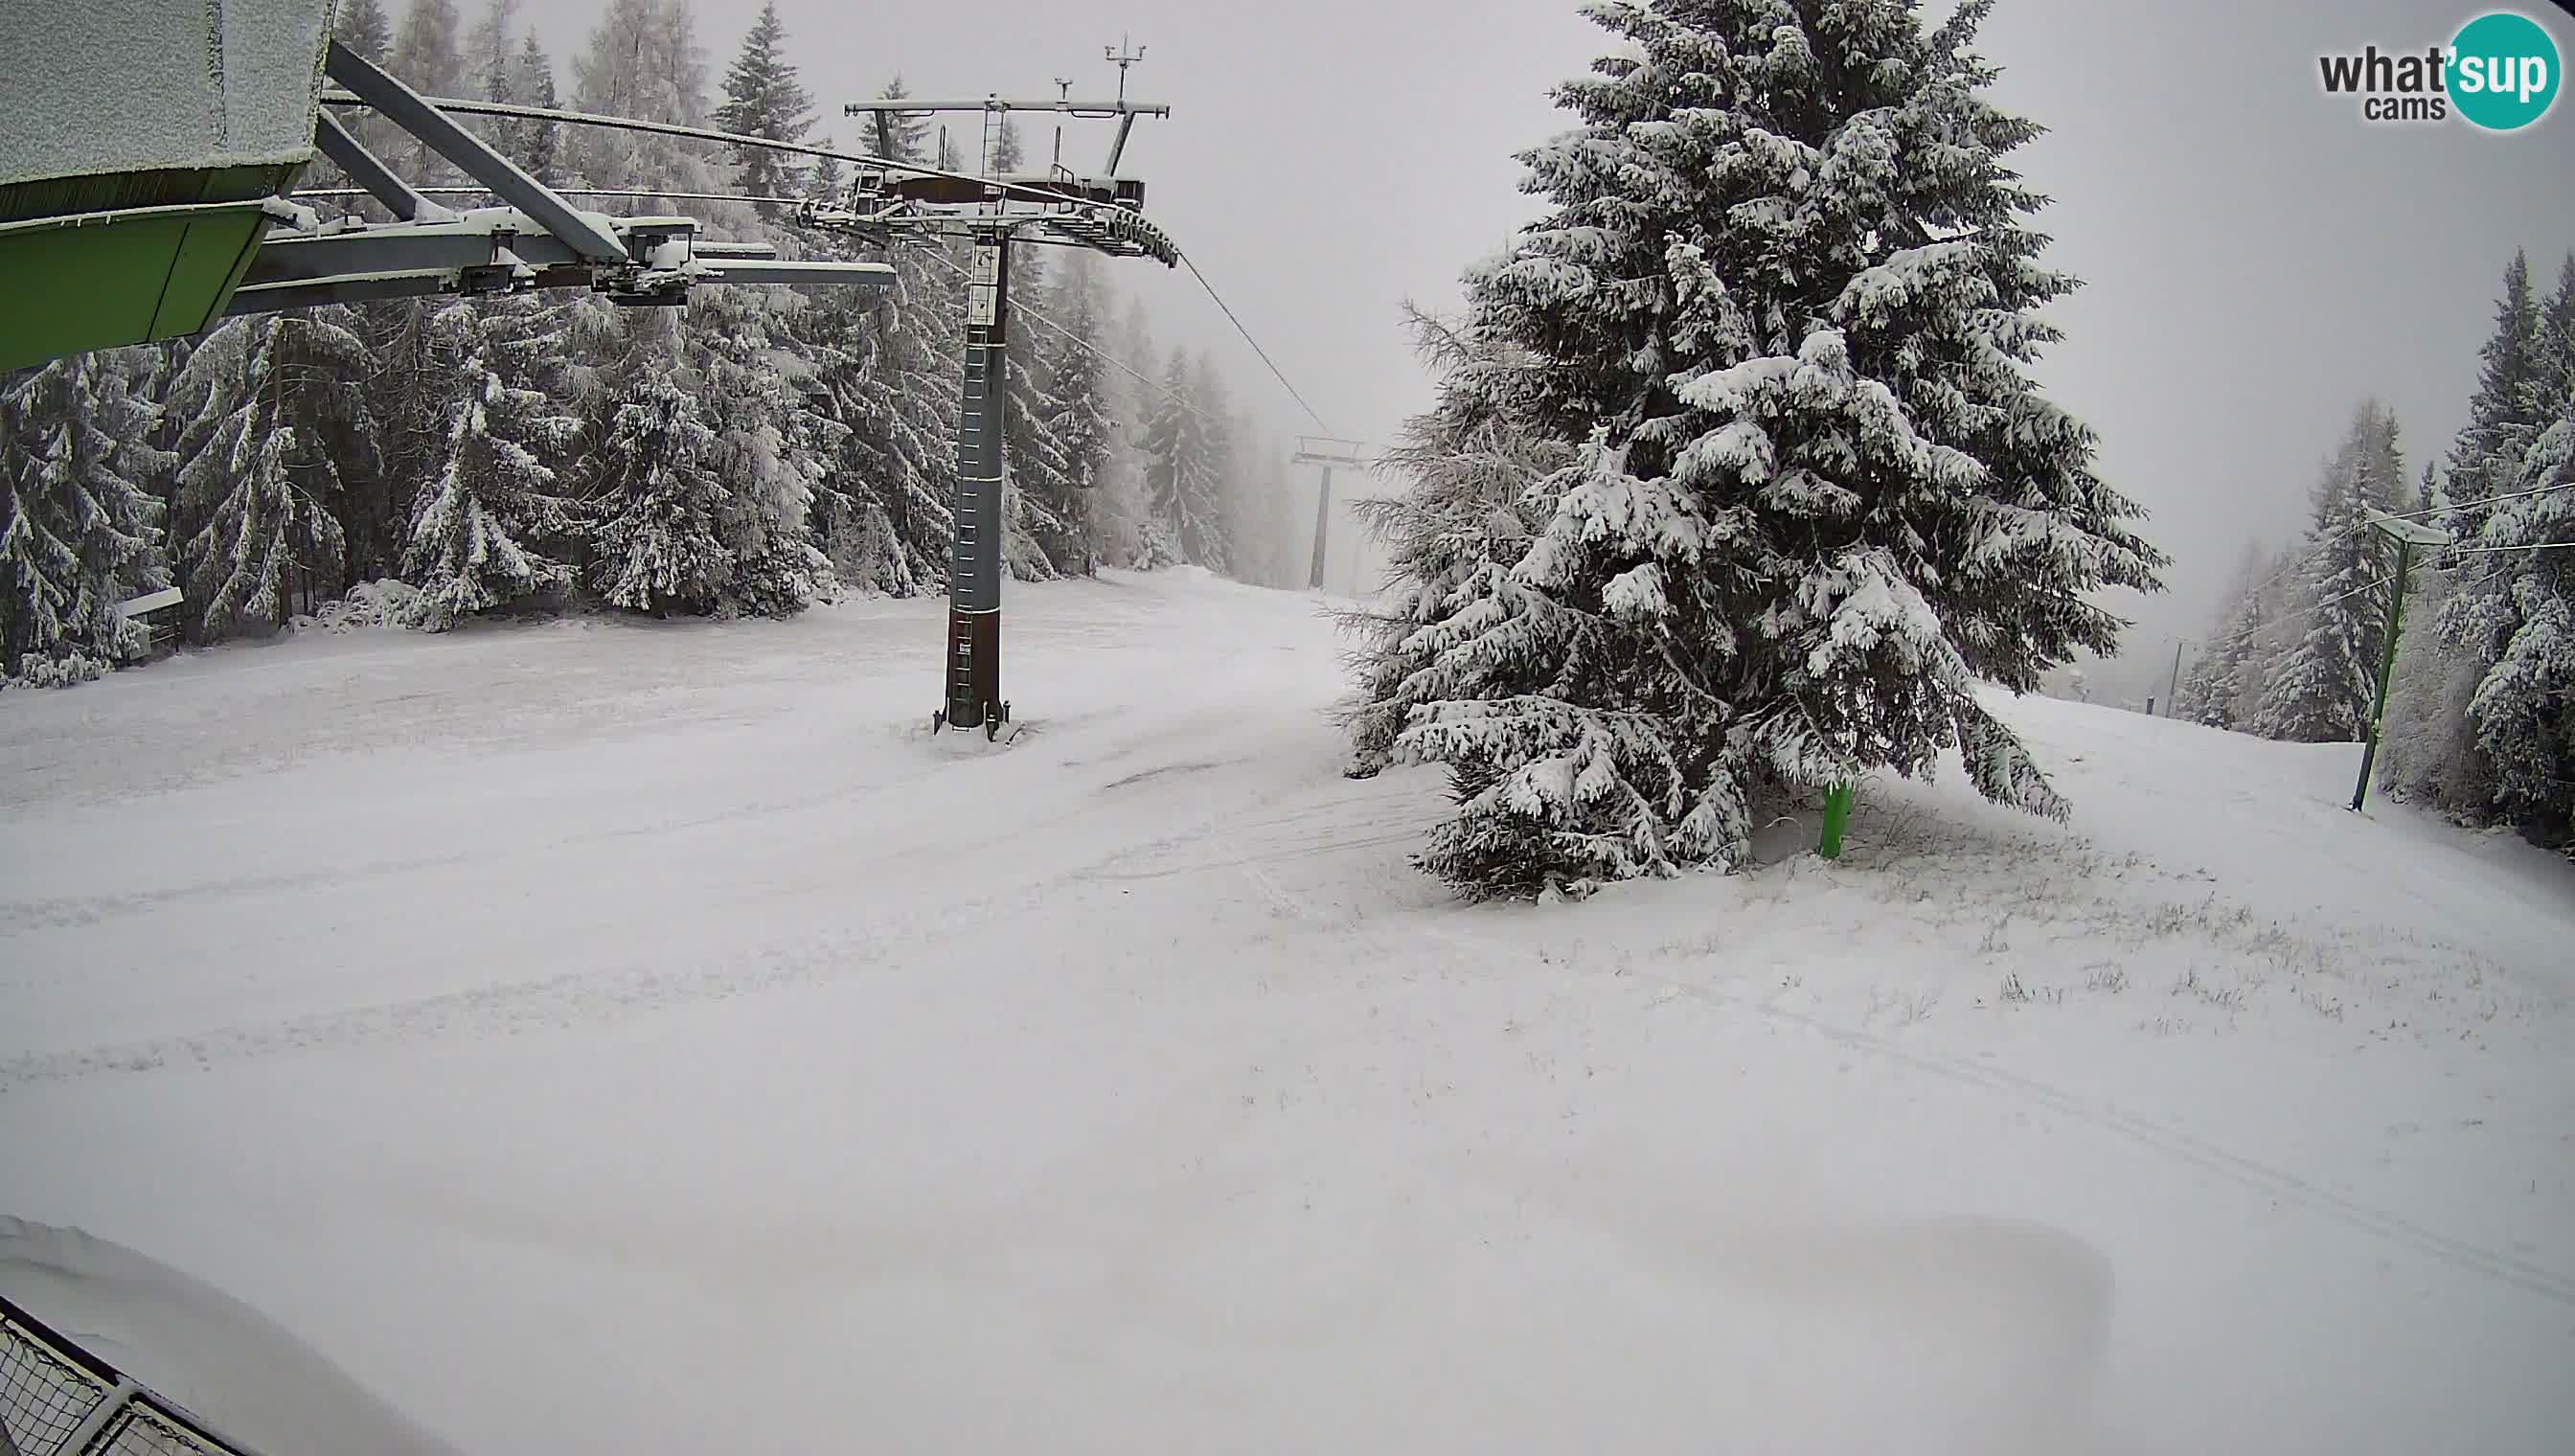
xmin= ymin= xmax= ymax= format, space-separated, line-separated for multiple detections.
xmin=2 ymin=567 xmax=2569 ymax=1455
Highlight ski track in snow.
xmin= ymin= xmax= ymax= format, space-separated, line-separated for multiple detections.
xmin=4 ymin=571 xmax=2573 ymax=1455
xmin=1294 ymin=873 xmax=2575 ymax=1309
xmin=1223 ymin=765 xmax=2575 ymax=1310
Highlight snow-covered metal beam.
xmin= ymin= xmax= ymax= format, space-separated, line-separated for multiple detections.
xmin=323 ymin=40 xmax=627 ymax=263
xmin=2364 ymin=509 xmax=2455 ymax=550
xmin=311 ymin=112 xmax=455 ymax=224
xmin=224 ymin=272 xmax=467 ymax=315
xmin=852 ymin=171 xmax=1147 ymax=210
xmin=697 ymin=259 xmax=896 ymax=289
xmin=231 ymin=236 xmax=889 ymax=316
xmin=1291 ymin=437 xmax=1370 ymax=467
xmin=0 ymin=197 xmax=303 ymax=240
xmin=245 ymin=208 xmax=664 ymax=284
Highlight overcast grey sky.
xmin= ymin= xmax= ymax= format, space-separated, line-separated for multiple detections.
xmin=517 ymin=0 xmax=2573 ymax=678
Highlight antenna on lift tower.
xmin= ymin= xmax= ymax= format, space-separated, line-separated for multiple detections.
xmin=1106 ymin=36 xmax=1147 ymax=105
xmin=1052 ymin=78 xmax=1072 ymax=170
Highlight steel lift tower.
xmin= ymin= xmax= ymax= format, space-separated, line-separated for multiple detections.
xmin=1292 ymin=437 xmax=1370 ymax=592
xmin=809 ymin=60 xmax=1175 ymax=740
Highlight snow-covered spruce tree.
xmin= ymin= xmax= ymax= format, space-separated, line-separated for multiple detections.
xmin=466 ymin=0 xmax=519 ymax=134
xmin=1198 ymin=398 xmax=1266 ymax=583
xmin=2407 ymin=252 xmax=2559 ymax=815
xmin=324 ymin=0 xmax=409 ymax=204
xmin=353 ymin=299 xmax=461 ymax=583
xmin=2377 ymin=547 xmax=2495 ymax=810
xmin=1375 ymin=0 xmax=2163 ymax=899
xmin=585 ymin=376 xmax=730 ymax=615
xmin=976 ymin=119 xmax=1075 ymax=582
xmin=356 ymin=5 xmax=503 ymax=580
xmin=807 ymin=137 xmax=844 ymax=201
xmin=2443 ymin=251 xmax=2550 ymax=535
xmin=2187 ymin=578 xmax=2270 ymax=730
xmin=169 ymin=312 xmax=375 ymax=640
xmin=2450 ymin=256 xmax=2575 ymax=839
xmin=2243 ymin=538 xmax=2303 ymax=696
xmin=571 ymin=0 xmax=713 ymax=191
xmin=391 ymin=0 xmax=466 ymax=180
xmin=0 ymin=355 xmax=171 ymax=673
xmin=1000 ymin=304 xmax=1075 ymax=583
xmin=2254 ymin=404 xmax=2403 ymax=743
xmin=1190 ymin=357 xmax=1242 ymax=574
xmin=679 ymin=285 xmax=839 ymax=618
xmin=509 ymin=32 xmax=563 ymax=180
xmin=402 ymin=298 xmax=582 ymax=628
xmin=2546 ymin=253 xmax=2575 ymax=406
xmin=1045 ymin=252 xmax=1121 ymax=575
xmin=1253 ymin=433 xmax=1304 ymax=589
xmin=1229 ymin=420 xmax=1304 ymax=589
xmin=2174 ymin=538 xmax=2266 ymax=726
xmin=1341 ymin=301 xmax=1583 ymax=776
xmin=337 ymin=0 xmax=393 ymax=61
xmin=814 ymin=82 xmax=959 ymax=596
xmin=868 ymin=233 xmax=967 ymax=589
xmin=1083 ymin=291 xmax=1162 ymax=569
xmin=1141 ymin=349 xmax=1227 ymax=571
xmin=787 ymin=242 xmax=884 ymax=581
xmin=711 ymin=1 xmax=811 ymax=215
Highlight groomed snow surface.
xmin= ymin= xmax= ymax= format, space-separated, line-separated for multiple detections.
xmin=3 ymin=568 xmax=2570 ymax=1455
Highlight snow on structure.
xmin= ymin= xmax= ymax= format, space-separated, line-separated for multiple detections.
xmin=0 ymin=0 xmax=335 ymax=188
xmin=0 ymin=1218 xmax=461 ymax=1456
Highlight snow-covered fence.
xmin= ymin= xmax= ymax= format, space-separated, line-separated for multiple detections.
xmin=0 ymin=1294 xmax=255 ymax=1456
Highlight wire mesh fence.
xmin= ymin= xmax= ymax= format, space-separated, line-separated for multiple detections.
xmin=0 ymin=1299 xmax=110 ymax=1456
xmin=1 ymin=1295 xmax=257 ymax=1456
xmin=85 ymin=1401 xmax=233 ymax=1456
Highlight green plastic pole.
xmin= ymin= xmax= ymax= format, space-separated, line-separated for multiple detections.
xmin=1818 ymin=783 xmax=1854 ymax=860
xmin=2351 ymin=537 xmax=2412 ymax=813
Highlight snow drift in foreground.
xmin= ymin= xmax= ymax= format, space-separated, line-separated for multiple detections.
xmin=0 ymin=1218 xmax=460 ymax=1456
xmin=1 ymin=569 xmax=2569 ymax=1454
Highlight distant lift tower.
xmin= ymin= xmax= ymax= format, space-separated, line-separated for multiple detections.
xmin=810 ymin=62 xmax=1174 ymax=739
xmin=1292 ymin=438 xmax=1369 ymax=591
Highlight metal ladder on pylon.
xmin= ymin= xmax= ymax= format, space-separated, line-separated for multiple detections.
xmin=980 ymin=102 xmax=1005 ymax=196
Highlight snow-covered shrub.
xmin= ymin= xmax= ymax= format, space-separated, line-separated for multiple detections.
xmin=296 ymin=580 xmax=432 ymax=634
xmin=1 ymin=650 xmax=113 ymax=691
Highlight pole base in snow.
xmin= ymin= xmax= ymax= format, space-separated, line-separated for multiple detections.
xmin=942 ymin=606 xmax=1004 ymax=735
xmin=929 ymin=707 xmax=1026 ymax=746
xmin=933 ymin=698 xmax=1012 ymax=741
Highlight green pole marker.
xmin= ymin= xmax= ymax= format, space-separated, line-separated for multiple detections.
xmin=2351 ymin=537 xmax=2413 ymax=814
xmin=1818 ymin=783 xmax=1854 ymax=860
